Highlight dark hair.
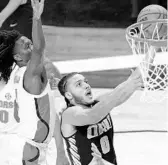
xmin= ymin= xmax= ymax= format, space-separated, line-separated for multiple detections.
xmin=58 ymin=72 xmax=78 ymax=106
xmin=0 ymin=30 xmax=22 ymax=82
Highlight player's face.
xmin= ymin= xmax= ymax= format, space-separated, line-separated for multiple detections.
xmin=13 ymin=36 xmax=33 ymax=63
xmin=66 ymin=74 xmax=94 ymax=105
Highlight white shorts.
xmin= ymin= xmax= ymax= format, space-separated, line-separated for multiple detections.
xmin=23 ymin=140 xmax=56 ymax=165
xmin=0 ymin=134 xmax=26 ymax=165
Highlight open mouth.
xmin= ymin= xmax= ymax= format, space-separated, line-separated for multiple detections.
xmin=85 ymin=90 xmax=92 ymax=97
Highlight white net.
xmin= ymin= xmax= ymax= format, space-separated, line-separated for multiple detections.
xmin=126 ymin=19 xmax=168 ymax=103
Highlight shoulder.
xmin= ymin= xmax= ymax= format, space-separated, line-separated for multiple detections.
xmin=62 ymin=105 xmax=82 ymax=114
xmin=62 ymin=106 xmax=84 ymax=117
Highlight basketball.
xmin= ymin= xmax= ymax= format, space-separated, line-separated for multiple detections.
xmin=137 ymin=5 xmax=167 ymax=39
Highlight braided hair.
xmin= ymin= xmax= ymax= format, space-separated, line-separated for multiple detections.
xmin=0 ymin=30 xmax=22 ymax=83
xmin=58 ymin=72 xmax=78 ymax=106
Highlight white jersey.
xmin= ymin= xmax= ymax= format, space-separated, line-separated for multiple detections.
xmin=0 ymin=65 xmax=26 ymax=165
xmin=0 ymin=64 xmax=59 ymax=165
xmin=13 ymin=66 xmax=57 ymax=164
xmin=0 ymin=65 xmax=20 ymax=133
xmin=11 ymin=67 xmax=56 ymax=143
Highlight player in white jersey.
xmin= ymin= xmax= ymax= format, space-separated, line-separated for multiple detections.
xmin=0 ymin=64 xmax=25 ymax=165
xmin=21 ymin=66 xmax=69 ymax=165
xmin=21 ymin=59 xmax=70 ymax=165
xmin=0 ymin=0 xmax=54 ymax=164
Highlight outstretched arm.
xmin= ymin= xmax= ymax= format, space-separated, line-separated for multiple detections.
xmin=63 ymin=68 xmax=143 ymax=126
xmin=24 ymin=0 xmax=47 ymax=95
xmin=31 ymin=0 xmax=45 ymax=53
xmin=28 ymin=0 xmax=45 ymax=71
xmin=0 ymin=0 xmax=23 ymax=27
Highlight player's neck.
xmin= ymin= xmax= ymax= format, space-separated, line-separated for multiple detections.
xmin=75 ymin=100 xmax=97 ymax=108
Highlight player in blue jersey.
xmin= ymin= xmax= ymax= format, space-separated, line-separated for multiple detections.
xmin=58 ymin=70 xmax=143 ymax=165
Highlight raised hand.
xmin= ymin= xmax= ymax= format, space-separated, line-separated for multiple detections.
xmin=31 ymin=0 xmax=45 ymax=19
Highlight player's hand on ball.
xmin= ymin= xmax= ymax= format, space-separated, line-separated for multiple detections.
xmin=31 ymin=0 xmax=45 ymax=19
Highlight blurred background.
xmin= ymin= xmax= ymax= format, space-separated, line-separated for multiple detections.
xmin=0 ymin=1 xmax=168 ymax=165
xmin=41 ymin=0 xmax=167 ymax=27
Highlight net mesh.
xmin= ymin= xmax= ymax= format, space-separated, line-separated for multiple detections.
xmin=126 ymin=19 xmax=168 ymax=103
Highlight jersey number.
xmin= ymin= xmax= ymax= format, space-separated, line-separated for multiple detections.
xmin=100 ymin=136 xmax=110 ymax=154
xmin=0 ymin=110 xmax=9 ymax=123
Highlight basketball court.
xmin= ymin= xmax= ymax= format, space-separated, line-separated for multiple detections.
xmin=44 ymin=25 xmax=168 ymax=165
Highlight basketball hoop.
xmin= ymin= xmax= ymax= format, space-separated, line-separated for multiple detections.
xmin=126 ymin=19 xmax=168 ymax=103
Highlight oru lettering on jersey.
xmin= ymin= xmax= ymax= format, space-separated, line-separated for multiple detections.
xmin=87 ymin=115 xmax=112 ymax=155
xmin=87 ymin=115 xmax=112 ymax=139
